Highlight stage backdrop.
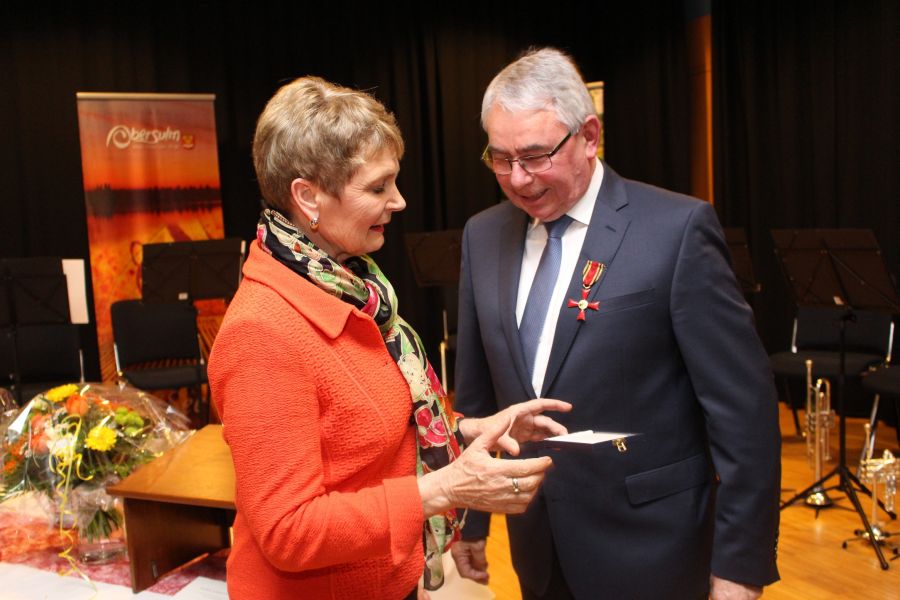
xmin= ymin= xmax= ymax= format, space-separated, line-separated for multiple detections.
xmin=76 ymin=93 xmax=224 ymax=381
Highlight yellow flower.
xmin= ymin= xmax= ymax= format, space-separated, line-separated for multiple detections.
xmin=85 ymin=425 xmax=118 ymax=452
xmin=45 ymin=384 xmax=80 ymax=403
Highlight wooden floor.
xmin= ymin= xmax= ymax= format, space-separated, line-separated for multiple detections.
xmin=481 ymin=404 xmax=900 ymax=599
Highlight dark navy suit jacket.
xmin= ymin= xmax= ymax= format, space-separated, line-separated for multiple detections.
xmin=454 ymin=164 xmax=780 ymax=599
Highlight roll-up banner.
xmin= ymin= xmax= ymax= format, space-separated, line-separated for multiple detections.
xmin=586 ymin=81 xmax=605 ymax=159
xmin=76 ymin=93 xmax=224 ymax=381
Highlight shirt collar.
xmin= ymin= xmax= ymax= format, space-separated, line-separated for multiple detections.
xmin=529 ymin=160 xmax=604 ymax=231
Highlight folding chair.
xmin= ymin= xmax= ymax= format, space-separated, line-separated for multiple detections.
xmin=111 ymin=299 xmax=208 ymax=423
xmin=860 ymin=339 xmax=899 ymax=453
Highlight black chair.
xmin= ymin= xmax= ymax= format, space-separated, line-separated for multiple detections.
xmin=0 ymin=323 xmax=84 ymax=404
xmin=861 ymin=361 xmax=900 ymax=450
xmin=770 ymin=306 xmax=894 ymax=435
xmin=110 ymin=299 xmax=208 ymax=422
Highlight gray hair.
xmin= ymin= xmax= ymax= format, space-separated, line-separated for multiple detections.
xmin=253 ymin=76 xmax=404 ymax=212
xmin=481 ymin=47 xmax=595 ymax=133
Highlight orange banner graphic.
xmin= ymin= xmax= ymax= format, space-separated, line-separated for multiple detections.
xmin=76 ymin=93 xmax=224 ymax=381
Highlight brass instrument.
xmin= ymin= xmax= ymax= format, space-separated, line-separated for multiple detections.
xmin=805 ymin=359 xmax=835 ymax=507
xmin=845 ymin=444 xmax=898 ymax=555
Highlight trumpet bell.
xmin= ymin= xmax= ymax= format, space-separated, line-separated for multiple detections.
xmin=805 ymin=486 xmax=834 ymax=507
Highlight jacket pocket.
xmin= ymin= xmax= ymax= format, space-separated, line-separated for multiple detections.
xmin=598 ymin=288 xmax=656 ymax=314
xmin=625 ymin=453 xmax=712 ymax=505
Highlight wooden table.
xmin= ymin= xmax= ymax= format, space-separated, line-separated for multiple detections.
xmin=108 ymin=424 xmax=235 ymax=592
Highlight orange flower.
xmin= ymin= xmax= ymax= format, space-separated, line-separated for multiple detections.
xmin=29 ymin=433 xmax=48 ymax=454
xmin=2 ymin=458 xmax=18 ymax=475
xmin=6 ymin=438 xmax=26 ymax=459
xmin=27 ymin=415 xmax=50 ymax=454
xmin=29 ymin=414 xmax=49 ymax=434
xmin=65 ymin=393 xmax=90 ymax=417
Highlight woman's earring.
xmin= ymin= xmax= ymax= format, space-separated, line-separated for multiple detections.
xmin=310 ymin=217 xmax=319 ymax=232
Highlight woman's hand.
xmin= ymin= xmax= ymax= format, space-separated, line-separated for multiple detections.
xmin=710 ymin=576 xmax=762 ymax=600
xmin=418 ymin=416 xmax=554 ymax=517
xmin=458 ymin=398 xmax=572 ymax=455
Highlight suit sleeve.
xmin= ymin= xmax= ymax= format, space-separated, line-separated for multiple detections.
xmin=453 ymin=220 xmax=498 ymax=539
xmin=669 ymin=202 xmax=780 ymax=586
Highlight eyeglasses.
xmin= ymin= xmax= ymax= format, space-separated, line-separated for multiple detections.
xmin=481 ymin=131 xmax=573 ymax=175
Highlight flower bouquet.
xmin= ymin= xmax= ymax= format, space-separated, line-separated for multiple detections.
xmin=0 ymin=382 xmax=191 ymax=562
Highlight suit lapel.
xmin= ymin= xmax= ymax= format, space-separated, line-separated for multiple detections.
xmin=541 ymin=165 xmax=631 ymax=396
xmin=497 ymin=210 xmax=537 ymax=397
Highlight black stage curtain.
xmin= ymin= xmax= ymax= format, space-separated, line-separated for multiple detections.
xmin=0 ymin=2 xmax=689 ymax=381
xmin=713 ymin=0 xmax=899 ymax=353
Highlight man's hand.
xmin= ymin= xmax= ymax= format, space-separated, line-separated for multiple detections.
xmin=710 ymin=575 xmax=762 ymax=600
xmin=452 ymin=538 xmax=490 ymax=584
xmin=416 ymin=577 xmax=431 ymax=600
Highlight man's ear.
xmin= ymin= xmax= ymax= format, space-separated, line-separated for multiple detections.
xmin=580 ymin=115 xmax=601 ymax=158
xmin=289 ymin=177 xmax=319 ymax=222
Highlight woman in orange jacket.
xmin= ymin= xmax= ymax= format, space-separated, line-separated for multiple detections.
xmin=209 ymin=76 xmax=570 ymax=600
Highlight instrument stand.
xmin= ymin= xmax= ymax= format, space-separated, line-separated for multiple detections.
xmin=772 ymin=229 xmax=900 ymax=570
xmin=843 ymin=525 xmax=900 ymax=561
xmin=141 ymin=239 xmax=245 ymax=422
xmin=801 ymin=370 xmax=837 ymax=511
xmin=404 ymin=229 xmax=464 ymax=391
xmin=842 ymin=457 xmax=900 ymax=561
xmin=781 ymin=311 xmax=895 ymax=568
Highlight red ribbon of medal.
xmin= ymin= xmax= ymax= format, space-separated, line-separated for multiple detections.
xmin=567 ymin=260 xmax=605 ymax=321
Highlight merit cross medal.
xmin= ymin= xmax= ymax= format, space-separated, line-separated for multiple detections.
xmin=567 ymin=260 xmax=605 ymax=321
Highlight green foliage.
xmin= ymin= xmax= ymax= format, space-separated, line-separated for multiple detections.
xmin=81 ymin=507 xmax=124 ymax=543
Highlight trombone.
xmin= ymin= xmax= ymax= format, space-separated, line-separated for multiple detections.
xmin=805 ymin=359 xmax=835 ymax=507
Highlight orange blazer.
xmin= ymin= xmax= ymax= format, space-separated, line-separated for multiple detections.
xmin=209 ymin=243 xmax=423 ymax=600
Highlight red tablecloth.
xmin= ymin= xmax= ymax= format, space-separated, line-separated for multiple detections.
xmin=0 ymin=497 xmax=226 ymax=595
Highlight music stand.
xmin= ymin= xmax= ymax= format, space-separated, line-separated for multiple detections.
xmin=0 ymin=258 xmax=72 ymax=403
xmin=773 ymin=228 xmax=900 ymax=569
xmin=404 ymin=230 xmax=463 ymax=391
xmin=142 ymin=239 xmax=245 ymax=302
xmin=723 ymin=228 xmax=762 ymax=295
xmin=403 ymin=230 xmax=463 ymax=288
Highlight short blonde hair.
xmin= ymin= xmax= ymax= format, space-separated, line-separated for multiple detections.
xmin=253 ymin=76 xmax=404 ymax=212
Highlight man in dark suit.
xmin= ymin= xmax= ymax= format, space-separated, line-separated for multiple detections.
xmin=451 ymin=48 xmax=780 ymax=600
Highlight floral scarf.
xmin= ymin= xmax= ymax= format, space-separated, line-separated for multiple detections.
xmin=257 ymin=208 xmax=464 ymax=590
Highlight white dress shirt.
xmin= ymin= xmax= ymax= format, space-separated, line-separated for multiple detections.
xmin=515 ymin=161 xmax=604 ymax=396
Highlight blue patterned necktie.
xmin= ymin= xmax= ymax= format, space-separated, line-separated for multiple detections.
xmin=519 ymin=215 xmax=573 ymax=379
